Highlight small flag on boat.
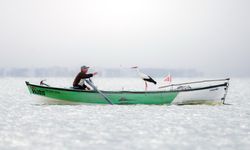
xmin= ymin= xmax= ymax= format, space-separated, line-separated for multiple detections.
xmin=164 ymin=74 xmax=172 ymax=84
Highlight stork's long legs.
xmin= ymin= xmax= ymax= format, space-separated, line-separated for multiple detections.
xmin=145 ymin=81 xmax=148 ymax=91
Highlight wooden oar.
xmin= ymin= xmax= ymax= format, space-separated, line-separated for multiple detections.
xmin=85 ymin=79 xmax=113 ymax=105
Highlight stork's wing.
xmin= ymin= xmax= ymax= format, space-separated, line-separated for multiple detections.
xmin=144 ymin=76 xmax=157 ymax=84
xmin=138 ymin=72 xmax=150 ymax=79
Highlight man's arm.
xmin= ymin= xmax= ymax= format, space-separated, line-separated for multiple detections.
xmin=83 ymin=72 xmax=98 ymax=78
xmin=84 ymin=74 xmax=93 ymax=78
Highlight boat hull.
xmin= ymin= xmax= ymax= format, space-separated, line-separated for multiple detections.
xmin=25 ymin=81 xmax=229 ymax=105
xmin=171 ymin=85 xmax=227 ymax=105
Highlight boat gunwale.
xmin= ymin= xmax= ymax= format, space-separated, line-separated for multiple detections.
xmin=25 ymin=81 xmax=228 ymax=94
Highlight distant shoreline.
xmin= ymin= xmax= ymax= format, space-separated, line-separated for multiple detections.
xmin=0 ymin=67 xmax=203 ymax=78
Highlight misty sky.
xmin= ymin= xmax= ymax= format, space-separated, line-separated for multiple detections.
xmin=0 ymin=0 xmax=249 ymax=76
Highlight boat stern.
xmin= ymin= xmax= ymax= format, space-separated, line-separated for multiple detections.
xmin=171 ymin=82 xmax=230 ymax=105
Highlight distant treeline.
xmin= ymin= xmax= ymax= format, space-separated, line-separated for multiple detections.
xmin=0 ymin=67 xmax=203 ymax=77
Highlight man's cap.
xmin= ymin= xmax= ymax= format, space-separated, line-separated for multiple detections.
xmin=81 ymin=65 xmax=89 ymax=69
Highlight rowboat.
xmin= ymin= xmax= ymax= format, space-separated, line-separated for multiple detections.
xmin=25 ymin=78 xmax=230 ymax=105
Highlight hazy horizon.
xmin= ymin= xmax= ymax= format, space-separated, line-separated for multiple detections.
xmin=0 ymin=0 xmax=249 ymax=77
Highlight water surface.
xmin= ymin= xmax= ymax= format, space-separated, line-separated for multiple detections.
xmin=0 ymin=78 xmax=250 ymax=150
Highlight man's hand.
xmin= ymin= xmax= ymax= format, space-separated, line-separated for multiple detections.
xmin=93 ymin=72 xmax=98 ymax=76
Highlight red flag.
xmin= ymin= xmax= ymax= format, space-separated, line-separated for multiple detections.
xmin=164 ymin=74 xmax=172 ymax=84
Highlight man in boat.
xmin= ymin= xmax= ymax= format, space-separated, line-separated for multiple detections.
xmin=73 ymin=66 xmax=97 ymax=90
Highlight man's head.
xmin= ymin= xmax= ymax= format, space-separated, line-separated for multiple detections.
xmin=81 ymin=65 xmax=89 ymax=73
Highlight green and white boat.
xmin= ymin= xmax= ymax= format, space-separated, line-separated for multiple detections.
xmin=25 ymin=78 xmax=230 ymax=105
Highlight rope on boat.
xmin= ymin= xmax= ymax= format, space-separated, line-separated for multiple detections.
xmin=159 ymin=78 xmax=230 ymax=89
xmin=221 ymin=81 xmax=230 ymax=104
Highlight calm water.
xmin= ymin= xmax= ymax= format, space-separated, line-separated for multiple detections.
xmin=0 ymin=77 xmax=250 ymax=150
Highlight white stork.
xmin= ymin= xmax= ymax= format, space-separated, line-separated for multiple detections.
xmin=131 ymin=66 xmax=157 ymax=91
